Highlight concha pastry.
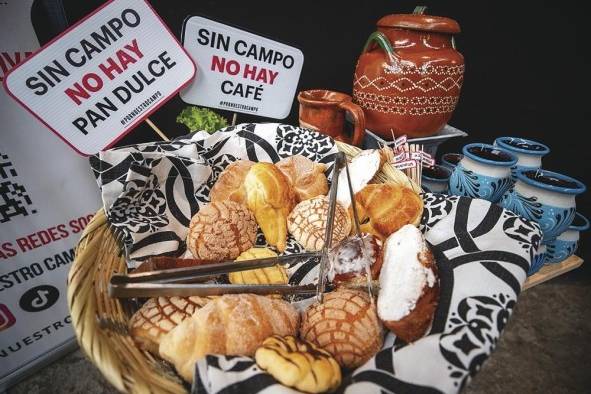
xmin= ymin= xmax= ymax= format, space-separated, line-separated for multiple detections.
xmin=210 ymin=160 xmax=254 ymax=205
xmin=255 ymin=335 xmax=341 ymax=393
xmin=275 ymin=155 xmax=328 ymax=202
xmin=187 ymin=200 xmax=257 ymax=260
xmin=128 ymin=296 xmax=212 ymax=354
xmin=244 ymin=162 xmax=295 ymax=252
xmin=300 ymin=288 xmax=383 ymax=369
xmin=228 ymin=247 xmax=288 ymax=285
xmin=353 ymin=183 xmax=423 ymax=240
xmin=287 ymin=196 xmax=351 ymax=252
xmin=159 ymin=294 xmax=299 ymax=382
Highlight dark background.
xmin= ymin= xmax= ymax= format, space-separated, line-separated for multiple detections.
xmin=31 ymin=0 xmax=590 ymax=280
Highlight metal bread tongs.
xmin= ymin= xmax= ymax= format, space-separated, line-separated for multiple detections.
xmin=108 ymin=252 xmax=323 ymax=298
xmin=316 ymin=151 xmax=372 ymax=303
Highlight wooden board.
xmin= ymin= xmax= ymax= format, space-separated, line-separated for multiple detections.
xmin=523 ymin=255 xmax=584 ymax=290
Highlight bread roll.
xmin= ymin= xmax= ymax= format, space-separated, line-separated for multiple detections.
xmin=377 ymin=225 xmax=439 ymax=343
xmin=287 ymin=196 xmax=351 ymax=252
xmin=353 ymin=183 xmax=423 ymax=240
xmin=159 ymin=294 xmax=299 ymax=382
xmin=275 ymin=155 xmax=328 ymax=202
xmin=300 ymin=289 xmax=383 ymax=369
xmin=255 ymin=335 xmax=341 ymax=393
xmin=128 ymin=296 xmax=212 ymax=354
xmin=210 ymin=160 xmax=254 ymax=204
xmin=228 ymin=247 xmax=288 ymax=285
xmin=187 ymin=200 xmax=257 ymax=261
xmin=244 ymin=163 xmax=295 ymax=252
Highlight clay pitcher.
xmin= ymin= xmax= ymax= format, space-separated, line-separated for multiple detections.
xmin=353 ymin=13 xmax=464 ymax=139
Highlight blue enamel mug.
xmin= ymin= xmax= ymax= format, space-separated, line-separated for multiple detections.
xmin=494 ymin=137 xmax=550 ymax=180
xmin=449 ymin=143 xmax=517 ymax=203
xmin=422 ymin=164 xmax=452 ymax=194
xmin=499 ymin=169 xmax=586 ymax=243
xmin=544 ymin=212 xmax=589 ymax=264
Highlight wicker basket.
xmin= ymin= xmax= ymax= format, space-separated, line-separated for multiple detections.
xmin=67 ymin=141 xmax=418 ymax=393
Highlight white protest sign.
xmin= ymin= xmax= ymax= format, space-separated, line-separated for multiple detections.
xmin=180 ymin=16 xmax=303 ymax=119
xmin=1 ymin=0 xmax=102 ymax=389
xmin=3 ymin=0 xmax=195 ymax=156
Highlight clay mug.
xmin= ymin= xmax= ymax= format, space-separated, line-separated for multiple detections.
xmin=441 ymin=153 xmax=463 ymax=170
xmin=449 ymin=143 xmax=517 ymax=203
xmin=494 ymin=137 xmax=550 ymax=180
xmin=499 ymin=168 xmax=586 ymax=242
xmin=422 ymin=164 xmax=452 ymax=194
xmin=544 ymin=212 xmax=589 ymax=264
xmin=297 ymin=90 xmax=365 ymax=146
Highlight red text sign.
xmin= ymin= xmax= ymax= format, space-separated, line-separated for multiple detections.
xmin=3 ymin=0 xmax=195 ymax=156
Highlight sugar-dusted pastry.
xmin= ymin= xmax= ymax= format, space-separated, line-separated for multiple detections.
xmin=255 ymin=335 xmax=341 ymax=393
xmin=287 ymin=195 xmax=351 ymax=252
xmin=353 ymin=183 xmax=423 ymax=240
xmin=276 ymin=155 xmax=328 ymax=202
xmin=228 ymin=247 xmax=288 ymax=285
xmin=187 ymin=200 xmax=257 ymax=261
xmin=128 ymin=296 xmax=212 ymax=354
xmin=378 ymin=224 xmax=439 ymax=343
xmin=210 ymin=160 xmax=255 ymax=205
xmin=328 ymin=233 xmax=383 ymax=286
xmin=336 ymin=149 xmax=382 ymax=209
xmin=244 ymin=162 xmax=295 ymax=252
xmin=300 ymin=288 xmax=383 ymax=369
xmin=159 ymin=294 xmax=299 ymax=382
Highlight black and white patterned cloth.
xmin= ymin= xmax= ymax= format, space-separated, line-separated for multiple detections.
xmin=89 ymin=123 xmax=337 ymax=263
xmin=91 ymin=123 xmax=541 ymax=392
xmin=192 ymin=193 xmax=542 ymax=394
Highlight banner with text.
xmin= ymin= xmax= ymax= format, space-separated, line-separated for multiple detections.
xmin=180 ymin=16 xmax=303 ymax=119
xmin=0 ymin=0 xmax=102 ymax=389
xmin=3 ymin=0 xmax=195 ymax=156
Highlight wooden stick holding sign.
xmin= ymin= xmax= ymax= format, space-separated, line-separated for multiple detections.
xmin=145 ymin=118 xmax=170 ymax=141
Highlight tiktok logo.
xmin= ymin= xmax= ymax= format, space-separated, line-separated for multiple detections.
xmin=0 ymin=303 xmax=16 ymax=331
xmin=19 ymin=285 xmax=59 ymax=312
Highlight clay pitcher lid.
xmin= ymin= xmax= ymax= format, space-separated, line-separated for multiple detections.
xmin=378 ymin=14 xmax=461 ymax=34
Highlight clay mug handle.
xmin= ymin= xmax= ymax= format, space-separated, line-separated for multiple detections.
xmin=338 ymin=100 xmax=365 ymax=147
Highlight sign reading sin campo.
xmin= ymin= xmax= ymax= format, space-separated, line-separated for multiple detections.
xmin=3 ymin=0 xmax=195 ymax=156
xmin=180 ymin=16 xmax=303 ymax=119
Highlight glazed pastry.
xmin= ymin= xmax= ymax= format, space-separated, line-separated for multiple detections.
xmin=378 ymin=225 xmax=439 ymax=343
xmin=287 ymin=196 xmax=351 ymax=252
xmin=228 ymin=247 xmax=288 ymax=285
xmin=336 ymin=149 xmax=382 ymax=209
xmin=300 ymin=288 xmax=383 ymax=369
xmin=244 ymin=162 xmax=295 ymax=252
xmin=275 ymin=155 xmax=328 ymax=202
xmin=128 ymin=296 xmax=212 ymax=354
xmin=187 ymin=200 xmax=257 ymax=261
xmin=210 ymin=160 xmax=254 ymax=205
xmin=353 ymin=183 xmax=423 ymax=240
xmin=255 ymin=335 xmax=341 ymax=393
xmin=159 ymin=294 xmax=299 ymax=382
xmin=328 ymin=233 xmax=383 ymax=286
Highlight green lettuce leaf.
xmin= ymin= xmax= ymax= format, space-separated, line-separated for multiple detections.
xmin=176 ymin=106 xmax=228 ymax=134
